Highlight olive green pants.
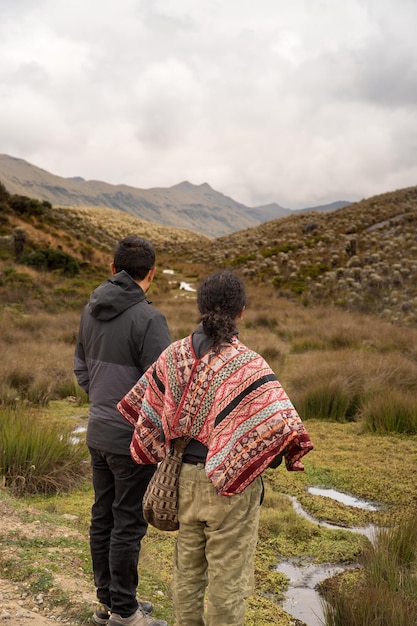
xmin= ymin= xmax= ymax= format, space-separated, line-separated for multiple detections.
xmin=172 ymin=463 xmax=262 ymax=626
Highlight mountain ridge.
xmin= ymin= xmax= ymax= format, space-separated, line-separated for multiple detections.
xmin=0 ymin=154 xmax=349 ymax=238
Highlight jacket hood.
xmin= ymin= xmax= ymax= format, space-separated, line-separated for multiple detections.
xmin=88 ymin=270 xmax=146 ymax=321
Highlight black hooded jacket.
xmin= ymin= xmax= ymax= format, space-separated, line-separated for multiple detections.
xmin=74 ymin=270 xmax=171 ymax=454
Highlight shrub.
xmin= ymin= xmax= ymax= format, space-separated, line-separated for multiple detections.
xmin=57 ymin=377 xmax=89 ymax=404
xmin=230 ymin=253 xmax=256 ymax=266
xmin=21 ymin=248 xmax=80 ymax=276
xmin=9 ymin=195 xmax=46 ymax=216
xmin=0 ymin=180 xmax=10 ymax=202
xmin=0 ymin=407 xmax=89 ymax=495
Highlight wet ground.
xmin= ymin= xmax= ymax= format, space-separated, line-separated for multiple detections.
xmin=276 ymin=489 xmax=381 ymax=626
xmin=276 ymin=561 xmax=351 ymax=626
xmin=69 ymin=419 xmax=380 ymax=626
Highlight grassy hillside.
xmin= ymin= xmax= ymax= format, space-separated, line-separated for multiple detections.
xmin=0 ymin=183 xmax=208 ymax=312
xmin=177 ymin=185 xmax=417 ymax=326
xmin=2 ymin=180 xmax=417 ymax=325
xmin=1 ymin=183 xmax=417 ymax=625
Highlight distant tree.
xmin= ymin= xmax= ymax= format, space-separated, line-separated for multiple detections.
xmin=13 ymin=227 xmax=27 ymax=260
xmin=0 ymin=181 xmax=9 ymax=203
xmin=0 ymin=181 xmax=10 ymax=214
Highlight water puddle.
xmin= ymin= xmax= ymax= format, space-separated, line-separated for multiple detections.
xmin=179 ymin=281 xmax=196 ymax=292
xmin=307 ymin=487 xmax=380 ymax=511
xmin=163 ymin=269 xmax=196 ymax=295
xmin=277 ymin=488 xmax=381 ymax=625
xmin=289 ymin=495 xmax=377 ymax=541
xmin=276 ymin=561 xmax=357 ymax=626
xmin=70 ymin=423 xmax=87 ymax=444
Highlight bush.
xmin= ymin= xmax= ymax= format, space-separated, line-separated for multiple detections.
xmin=21 ymin=248 xmax=80 ymax=276
xmin=0 ymin=181 xmax=10 ymax=204
xmin=9 ymin=195 xmax=46 ymax=216
xmin=57 ymin=377 xmax=89 ymax=404
xmin=0 ymin=407 xmax=89 ymax=495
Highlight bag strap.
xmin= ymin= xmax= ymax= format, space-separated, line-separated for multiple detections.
xmin=171 ymin=436 xmax=191 ymax=456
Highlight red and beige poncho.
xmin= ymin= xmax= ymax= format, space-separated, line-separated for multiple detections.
xmin=118 ymin=335 xmax=313 ymax=496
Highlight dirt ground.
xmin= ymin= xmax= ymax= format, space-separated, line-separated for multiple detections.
xmin=0 ymin=496 xmax=95 ymax=626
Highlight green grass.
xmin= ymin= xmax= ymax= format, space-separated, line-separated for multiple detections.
xmin=321 ymin=513 xmax=417 ymax=625
xmin=1 ymin=411 xmax=417 ymax=625
xmin=361 ymin=389 xmax=417 ymax=434
xmin=293 ymin=379 xmax=361 ymax=422
xmin=0 ymin=407 xmax=89 ymax=495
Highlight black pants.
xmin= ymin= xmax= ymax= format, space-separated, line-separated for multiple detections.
xmin=89 ymin=447 xmax=156 ymax=617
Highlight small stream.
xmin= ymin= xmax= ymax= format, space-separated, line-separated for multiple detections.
xmin=276 ymin=488 xmax=381 ymax=626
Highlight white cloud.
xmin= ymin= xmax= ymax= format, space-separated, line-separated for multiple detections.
xmin=1 ymin=0 xmax=417 ymax=209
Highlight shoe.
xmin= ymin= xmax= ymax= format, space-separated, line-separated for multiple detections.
xmin=93 ymin=604 xmax=111 ymax=625
xmin=93 ymin=603 xmax=154 ymax=625
xmin=108 ymin=607 xmax=167 ymax=626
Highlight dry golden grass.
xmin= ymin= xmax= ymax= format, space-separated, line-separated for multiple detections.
xmin=3 ymin=269 xmax=417 ymax=416
xmin=58 ymin=205 xmax=208 ymax=247
xmin=0 ymin=309 xmax=81 ymax=405
xmin=2 ymin=188 xmax=417 ymax=431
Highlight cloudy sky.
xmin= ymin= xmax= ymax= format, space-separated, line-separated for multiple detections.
xmin=1 ymin=0 xmax=417 ymax=209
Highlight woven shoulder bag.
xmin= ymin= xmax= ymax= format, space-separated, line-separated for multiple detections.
xmin=142 ymin=436 xmax=191 ymax=532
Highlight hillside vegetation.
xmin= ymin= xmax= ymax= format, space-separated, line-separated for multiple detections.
xmin=1 ymin=182 xmax=417 ymax=626
xmin=1 ymin=179 xmax=417 ymax=325
xmin=0 ymin=182 xmax=208 ymax=312
xmin=178 ymin=185 xmax=417 ymax=326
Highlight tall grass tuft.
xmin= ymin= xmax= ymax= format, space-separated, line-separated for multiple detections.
xmin=292 ymin=378 xmax=361 ymax=422
xmin=1 ymin=366 xmax=53 ymax=407
xmin=56 ymin=376 xmax=89 ymax=404
xmin=322 ymin=512 xmax=417 ymax=626
xmin=361 ymin=389 xmax=417 ymax=434
xmin=0 ymin=407 xmax=89 ymax=495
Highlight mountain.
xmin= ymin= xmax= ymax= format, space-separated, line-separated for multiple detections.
xmin=0 ymin=154 xmax=347 ymax=238
xmin=245 ymin=200 xmax=353 ymax=223
xmin=299 ymin=200 xmax=352 ymax=213
xmin=0 ymin=154 xmax=261 ymax=238
xmin=244 ymin=203 xmax=293 ymax=222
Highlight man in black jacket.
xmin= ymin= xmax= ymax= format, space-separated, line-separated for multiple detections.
xmin=74 ymin=236 xmax=171 ymax=626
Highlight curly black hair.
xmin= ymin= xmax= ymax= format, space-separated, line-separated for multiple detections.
xmin=197 ymin=271 xmax=246 ymax=351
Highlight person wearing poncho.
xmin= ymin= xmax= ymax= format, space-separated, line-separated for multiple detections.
xmin=118 ymin=270 xmax=313 ymax=626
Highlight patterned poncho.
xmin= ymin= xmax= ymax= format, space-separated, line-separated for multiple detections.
xmin=118 ymin=335 xmax=313 ymax=496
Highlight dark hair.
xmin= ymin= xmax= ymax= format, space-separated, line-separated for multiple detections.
xmin=197 ymin=271 xmax=246 ymax=351
xmin=113 ymin=236 xmax=155 ymax=280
